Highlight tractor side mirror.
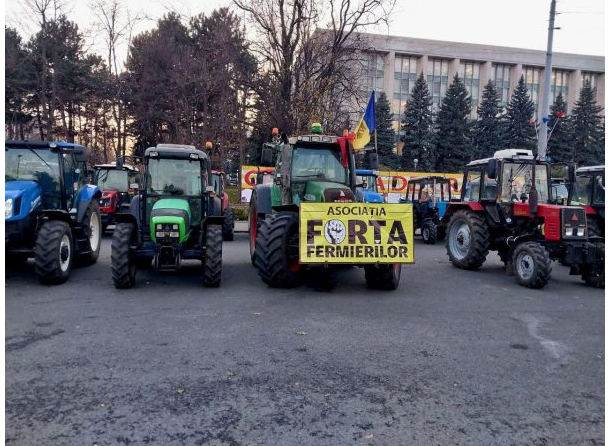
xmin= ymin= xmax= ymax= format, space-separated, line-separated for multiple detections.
xmin=486 ymin=159 xmax=497 ymax=180
xmin=205 ymin=185 xmax=215 ymax=194
xmin=260 ymin=147 xmax=273 ymax=166
xmin=116 ymin=156 xmax=124 ymax=169
xmin=369 ymin=153 xmax=379 ymax=170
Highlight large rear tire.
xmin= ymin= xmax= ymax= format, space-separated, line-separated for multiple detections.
xmin=111 ymin=223 xmax=137 ymax=289
xmin=35 ymin=220 xmax=73 ymax=285
xmin=222 ymin=207 xmax=235 ymax=241
xmin=513 ymin=241 xmax=551 ymax=289
xmin=204 ymin=225 xmax=222 ymax=287
xmin=255 ymin=212 xmax=302 ymax=288
xmin=77 ymin=201 xmax=102 ymax=265
xmin=446 ymin=210 xmax=489 ymax=270
xmin=365 ymin=264 xmax=402 ymax=290
xmin=582 ymin=242 xmax=605 ymax=288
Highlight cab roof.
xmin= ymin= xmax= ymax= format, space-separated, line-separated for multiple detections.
xmin=576 ymin=165 xmax=604 ymax=174
xmin=409 ymin=176 xmax=452 ymax=183
xmin=95 ymin=163 xmax=138 ymax=172
xmin=356 ymin=169 xmax=378 ymax=176
xmin=6 ymin=140 xmax=86 ymax=151
xmin=145 ymin=144 xmax=208 ymax=160
xmin=467 ymin=149 xmax=536 ymax=167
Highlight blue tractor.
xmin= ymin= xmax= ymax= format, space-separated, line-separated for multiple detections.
xmin=5 ymin=141 xmax=102 ymax=284
xmin=355 ymin=169 xmax=385 ymax=203
xmin=399 ymin=175 xmax=453 ymax=244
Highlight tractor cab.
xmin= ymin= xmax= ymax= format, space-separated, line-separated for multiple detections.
xmin=94 ymin=162 xmax=139 ymax=231
xmin=402 ymin=176 xmax=453 ymax=244
xmin=439 ymin=148 xmax=603 ymax=289
xmin=569 ymin=165 xmax=605 ymax=237
xmin=355 ymin=169 xmax=384 ymax=203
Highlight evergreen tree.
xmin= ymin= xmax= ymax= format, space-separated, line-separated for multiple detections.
xmin=570 ymin=80 xmax=605 ymax=165
xmin=401 ymin=73 xmax=435 ymax=171
xmin=546 ymin=92 xmax=570 ymax=163
xmin=374 ymin=91 xmax=399 ymax=169
xmin=504 ymin=75 xmax=536 ymax=149
xmin=472 ymin=80 xmax=504 ymax=158
xmin=434 ymin=74 xmax=472 ymax=172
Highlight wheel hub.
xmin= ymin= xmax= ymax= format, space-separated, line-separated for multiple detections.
xmin=449 ymin=220 xmax=471 ymax=260
xmin=516 ymin=253 xmax=534 ymax=280
xmin=59 ymin=235 xmax=71 ymax=272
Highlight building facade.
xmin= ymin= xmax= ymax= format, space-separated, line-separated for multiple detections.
xmin=358 ymin=33 xmax=605 ymax=148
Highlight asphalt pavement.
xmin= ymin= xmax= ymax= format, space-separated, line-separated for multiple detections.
xmin=5 ymin=232 xmax=605 ymax=445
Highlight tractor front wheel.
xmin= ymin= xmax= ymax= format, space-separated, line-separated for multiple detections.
xmin=204 ymin=225 xmax=223 ymax=287
xmin=111 ymin=223 xmax=137 ymax=289
xmin=35 ymin=220 xmax=73 ymax=285
xmin=77 ymin=201 xmax=102 ymax=265
xmin=223 ymin=207 xmax=235 ymax=241
xmin=446 ymin=210 xmax=489 ymax=270
xmin=365 ymin=263 xmax=402 ymax=290
xmin=256 ymin=212 xmax=301 ymax=288
xmin=421 ymin=219 xmax=437 ymax=245
xmin=513 ymin=241 xmax=551 ymax=289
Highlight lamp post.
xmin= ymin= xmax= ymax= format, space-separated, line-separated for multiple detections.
xmin=413 ymin=158 xmax=419 ymax=171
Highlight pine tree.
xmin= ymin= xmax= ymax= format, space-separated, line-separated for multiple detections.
xmin=472 ymin=80 xmax=504 ymax=159
xmin=434 ymin=74 xmax=472 ymax=172
xmin=570 ymin=80 xmax=605 ymax=165
xmin=401 ymin=73 xmax=435 ymax=171
xmin=504 ymin=75 xmax=536 ymax=150
xmin=374 ymin=91 xmax=399 ymax=169
xmin=546 ymin=92 xmax=570 ymax=163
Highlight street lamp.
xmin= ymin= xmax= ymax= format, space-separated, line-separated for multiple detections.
xmin=413 ymin=158 xmax=419 ymax=171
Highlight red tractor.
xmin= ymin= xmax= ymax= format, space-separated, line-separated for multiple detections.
xmin=438 ymin=149 xmax=604 ymax=289
xmin=94 ymin=162 xmax=140 ymax=232
xmin=210 ymin=170 xmax=234 ymax=241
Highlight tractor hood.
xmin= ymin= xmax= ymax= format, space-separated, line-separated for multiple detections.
xmin=150 ymin=198 xmax=191 ymax=243
xmin=5 ymin=180 xmax=42 ymax=221
xmin=301 ymin=181 xmax=356 ymax=203
xmin=362 ymin=190 xmax=385 ymax=203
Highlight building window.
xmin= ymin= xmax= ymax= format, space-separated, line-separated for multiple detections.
xmin=459 ymin=61 xmax=480 ymax=118
xmin=550 ymin=69 xmax=569 ymax=106
xmin=582 ymin=72 xmax=598 ymax=89
xmin=523 ymin=66 xmax=542 ymax=116
xmin=361 ymin=53 xmax=384 ymax=95
xmin=393 ymin=55 xmax=418 ymax=139
xmin=426 ymin=58 xmax=449 ymax=114
xmin=490 ymin=63 xmax=511 ymax=108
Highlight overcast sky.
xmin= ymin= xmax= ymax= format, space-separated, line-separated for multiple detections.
xmin=5 ymin=0 xmax=605 ymax=69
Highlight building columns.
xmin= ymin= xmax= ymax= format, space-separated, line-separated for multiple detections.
xmin=480 ymin=61 xmax=492 ymax=90
xmin=567 ymin=69 xmax=581 ymax=113
xmin=448 ymin=58 xmax=460 ymax=81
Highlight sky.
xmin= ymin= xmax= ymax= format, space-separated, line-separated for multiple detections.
xmin=5 ymin=0 xmax=605 ymax=70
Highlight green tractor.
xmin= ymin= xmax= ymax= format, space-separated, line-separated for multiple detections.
xmin=110 ymin=144 xmax=223 ymax=288
xmin=249 ymin=125 xmax=405 ymax=290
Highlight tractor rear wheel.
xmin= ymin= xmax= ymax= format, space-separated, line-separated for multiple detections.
xmin=256 ymin=212 xmax=301 ymax=288
xmin=513 ymin=241 xmax=551 ymax=289
xmin=446 ymin=210 xmax=489 ymax=270
xmin=111 ymin=223 xmax=137 ymax=289
xmin=222 ymin=207 xmax=235 ymax=241
xmin=587 ymin=218 xmax=602 ymax=238
xmin=204 ymin=225 xmax=223 ymax=287
xmin=35 ymin=220 xmax=73 ymax=285
xmin=365 ymin=264 xmax=402 ymax=290
xmin=77 ymin=201 xmax=102 ymax=265
xmin=421 ymin=219 xmax=437 ymax=245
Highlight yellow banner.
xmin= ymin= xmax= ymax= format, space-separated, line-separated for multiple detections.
xmin=299 ymin=203 xmax=414 ymax=264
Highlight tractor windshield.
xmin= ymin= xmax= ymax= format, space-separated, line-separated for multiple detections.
xmin=501 ymin=162 xmax=549 ymax=203
xmin=5 ymin=145 xmax=60 ymax=184
xmin=356 ymin=174 xmax=378 ymax=192
xmin=570 ymin=174 xmax=604 ymax=206
xmin=147 ymin=158 xmax=202 ymax=196
xmin=97 ymin=169 xmax=128 ymax=191
xmin=291 ymin=146 xmax=349 ymax=184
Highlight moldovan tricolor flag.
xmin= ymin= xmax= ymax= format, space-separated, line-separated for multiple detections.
xmin=352 ymin=91 xmax=376 ymax=150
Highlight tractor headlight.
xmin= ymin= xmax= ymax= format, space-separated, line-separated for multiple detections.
xmin=565 ymin=228 xmax=574 ymax=237
xmin=577 ymin=227 xmax=586 ymax=237
xmin=5 ymin=198 xmax=12 ymax=218
xmin=156 ymin=223 xmax=180 ymax=240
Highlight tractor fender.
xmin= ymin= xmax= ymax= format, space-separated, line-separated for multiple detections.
xmin=207 ymin=196 xmax=223 ymax=217
xmin=40 ymin=209 xmax=72 ymax=224
xmin=115 ymin=213 xmax=138 ymax=226
xmin=76 ymin=185 xmax=102 ymax=222
xmin=272 ymin=204 xmax=299 ymax=213
xmin=203 ymin=215 xmax=224 ymax=227
xmin=254 ymin=185 xmax=273 ymax=215
xmin=441 ymin=202 xmax=484 ymax=221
